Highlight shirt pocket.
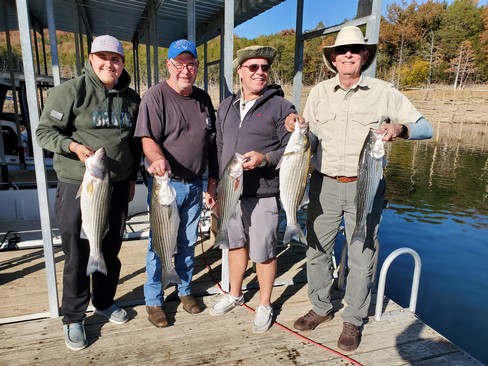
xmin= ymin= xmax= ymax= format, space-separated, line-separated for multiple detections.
xmin=313 ymin=111 xmax=336 ymax=142
xmin=351 ymin=112 xmax=379 ymax=143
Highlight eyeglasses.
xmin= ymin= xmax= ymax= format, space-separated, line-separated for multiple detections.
xmin=334 ymin=45 xmax=366 ymax=55
xmin=170 ymin=59 xmax=197 ymax=72
xmin=240 ymin=64 xmax=270 ymax=73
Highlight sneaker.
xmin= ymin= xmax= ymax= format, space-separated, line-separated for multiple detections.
xmin=95 ymin=303 xmax=128 ymax=324
xmin=63 ymin=322 xmax=87 ymax=351
xmin=252 ymin=306 xmax=274 ymax=333
xmin=337 ymin=322 xmax=362 ymax=351
xmin=209 ymin=293 xmax=244 ymax=316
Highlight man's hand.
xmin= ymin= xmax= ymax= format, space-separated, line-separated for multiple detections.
xmin=70 ymin=142 xmax=94 ymax=163
xmin=242 ymin=151 xmax=266 ymax=170
xmin=147 ymin=158 xmax=171 ymax=176
xmin=380 ymin=122 xmax=408 ymax=141
xmin=285 ymin=113 xmax=307 ymax=133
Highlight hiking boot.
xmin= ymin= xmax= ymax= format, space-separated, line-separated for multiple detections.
xmin=63 ymin=322 xmax=87 ymax=351
xmin=293 ymin=309 xmax=334 ymax=331
xmin=209 ymin=293 xmax=244 ymax=316
xmin=95 ymin=303 xmax=128 ymax=324
xmin=179 ymin=294 xmax=203 ymax=314
xmin=337 ymin=322 xmax=362 ymax=351
xmin=146 ymin=306 xmax=169 ymax=328
xmin=252 ymin=306 xmax=274 ymax=333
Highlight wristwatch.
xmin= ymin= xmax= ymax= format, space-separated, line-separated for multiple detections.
xmin=398 ymin=124 xmax=408 ymax=139
xmin=259 ymin=154 xmax=268 ymax=168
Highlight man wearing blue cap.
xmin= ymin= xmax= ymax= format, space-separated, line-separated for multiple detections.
xmin=135 ymin=39 xmax=217 ymax=327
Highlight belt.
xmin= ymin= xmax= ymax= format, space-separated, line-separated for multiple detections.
xmin=323 ymin=174 xmax=358 ymax=183
xmin=171 ymin=175 xmax=201 ymax=184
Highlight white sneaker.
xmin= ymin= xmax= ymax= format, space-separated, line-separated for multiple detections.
xmin=209 ymin=293 xmax=244 ymax=316
xmin=252 ymin=306 xmax=274 ymax=333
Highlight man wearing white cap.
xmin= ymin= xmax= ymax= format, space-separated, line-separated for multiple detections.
xmin=135 ymin=39 xmax=217 ymax=327
xmin=37 ymin=35 xmax=141 ymax=351
xmin=286 ymin=26 xmax=433 ymax=351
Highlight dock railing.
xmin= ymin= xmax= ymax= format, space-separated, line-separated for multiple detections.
xmin=375 ymin=247 xmax=422 ymax=321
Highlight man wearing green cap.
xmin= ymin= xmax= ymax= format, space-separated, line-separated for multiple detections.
xmin=206 ymin=45 xmax=295 ymax=333
xmin=286 ymin=26 xmax=433 ymax=351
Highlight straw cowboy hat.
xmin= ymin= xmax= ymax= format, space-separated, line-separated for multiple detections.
xmin=322 ymin=26 xmax=378 ymax=73
xmin=232 ymin=45 xmax=277 ymax=70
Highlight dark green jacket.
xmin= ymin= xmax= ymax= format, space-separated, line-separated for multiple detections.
xmin=36 ymin=61 xmax=140 ymax=184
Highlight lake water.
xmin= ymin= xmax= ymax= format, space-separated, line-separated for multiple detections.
xmin=376 ymin=139 xmax=488 ymax=364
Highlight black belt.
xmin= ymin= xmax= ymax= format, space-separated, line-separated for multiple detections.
xmin=171 ymin=175 xmax=201 ymax=184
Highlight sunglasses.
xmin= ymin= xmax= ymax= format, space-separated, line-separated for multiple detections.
xmin=240 ymin=64 xmax=270 ymax=73
xmin=334 ymin=45 xmax=366 ymax=55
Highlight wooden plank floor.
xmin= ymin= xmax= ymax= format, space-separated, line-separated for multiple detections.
xmin=0 ymin=227 xmax=483 ymax=365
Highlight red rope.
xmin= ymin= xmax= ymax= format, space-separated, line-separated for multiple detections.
xmin=199 ymin=234 xmax=363 ymax=366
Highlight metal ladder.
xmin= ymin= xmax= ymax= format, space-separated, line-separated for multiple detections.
xmin=375 ymin=247 xmax=422 ymax=321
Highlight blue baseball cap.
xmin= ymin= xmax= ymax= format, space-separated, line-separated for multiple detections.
xmin=168 ymin=39 xmax=198 ymax=59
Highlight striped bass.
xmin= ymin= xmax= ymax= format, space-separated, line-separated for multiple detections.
xmin=278 ymin=120 xmax=311 ymax=245
xmin=150 ymin=172 xmax=181 ymax=289
xmin=213 ymin=153 xmax=245 ymax=249
xmin=79 ymin=147 xmax=111 ymax=276
xmin=351 ymin=129 xmax=387 ymax=244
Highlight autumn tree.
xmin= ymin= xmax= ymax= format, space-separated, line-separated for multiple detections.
xmin=448 ymin=40 xmax=477 ymax=89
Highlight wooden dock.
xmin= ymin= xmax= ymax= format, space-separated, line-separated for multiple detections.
xmin=0 ymin=220 xmax=483 ymax=365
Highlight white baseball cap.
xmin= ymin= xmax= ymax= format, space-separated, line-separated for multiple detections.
xmin=91 ymin=35 xmax=124 ymax=58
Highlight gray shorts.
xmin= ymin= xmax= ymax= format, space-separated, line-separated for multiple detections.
xmin=227 ymin=196 xmax=280 ymax=263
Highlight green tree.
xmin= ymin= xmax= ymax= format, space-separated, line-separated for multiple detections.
xmin=436 ymin=0 xmax=483 ymax=61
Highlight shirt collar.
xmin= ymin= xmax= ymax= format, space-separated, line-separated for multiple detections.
xmin=333 ymin=74 xmax=368 ymax=92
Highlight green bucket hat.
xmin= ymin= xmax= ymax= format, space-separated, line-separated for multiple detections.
xmin=233 ymin=45 xmax=277 ymax=70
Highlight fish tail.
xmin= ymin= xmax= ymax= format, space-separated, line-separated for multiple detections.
xmin=351 ymin=227 xmax=366 ymax=245
xmin=162 ymin=267 xmax=181 ymax=290
xmin=86 ymin=254 xmax=108 ymax=276
xmin=213 ymin=230 xmax=229 ymax=249
xmin=283 ymin=223 xmax=307 ymax=246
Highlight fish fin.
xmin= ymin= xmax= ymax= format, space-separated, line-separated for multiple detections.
xmin=75 ymin=184 xmax=83 ymax=199
xmin=80 ymin=226 xmax=88 ymax=240
xmin=86 ymin=254 xmax=108 ymax=276
xmin=86 ymin=181 xmax=94 ymax=195
xmin=213 ymin=230 xmax=229 ymax=249
xmin=283 ymin=223 xmax=307 ymax=246
xmin=233 ymin=177 xmax=241 ymax=192
xmin=276 ymin=156 xmax=285 ymax=170
xmin=162 ymin=267 xmax=181 ymax=290
xmin=299 ymin=190 xmax=310 ymax=210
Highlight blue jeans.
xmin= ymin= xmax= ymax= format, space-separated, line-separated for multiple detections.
xmin=144 ymin=176 xmax=203 ymax=306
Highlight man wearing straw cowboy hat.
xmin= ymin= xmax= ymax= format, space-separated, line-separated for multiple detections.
xmin=285 ymin=26 xmax=433 ymax=351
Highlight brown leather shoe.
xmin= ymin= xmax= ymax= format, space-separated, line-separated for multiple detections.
xmin=146 ymin=306 xmax=169 ymax=328
xmin=293 ymin=309 xmax=334 ymax=331
xmin=337 ymin=322 xmax=362 ymax=351
xmin=179 ymin=294 xmax=202 ymax=314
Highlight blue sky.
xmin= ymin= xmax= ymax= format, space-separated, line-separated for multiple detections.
xmin=235 ymin=0 xmax=488 ymax=39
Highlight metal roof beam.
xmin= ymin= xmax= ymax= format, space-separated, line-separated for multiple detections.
xmin=133 ymin=0 xmax=165 ymax=45
xmin=74 ymin=0 xmax=93 ymax=42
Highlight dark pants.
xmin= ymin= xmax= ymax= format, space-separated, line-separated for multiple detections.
xmin=56 ymin=179 xmax=129 ymax=324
